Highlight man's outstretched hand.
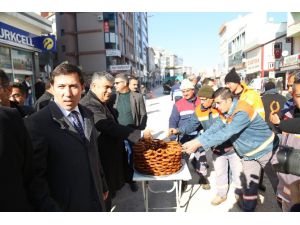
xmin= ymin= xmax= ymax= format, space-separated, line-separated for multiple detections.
xmin=143 ymin=129 xmax=153 ymax=140
xmin=182 ymin=139 xmax=202 ymax=154
xmin=168 ymin=128 xmax=179 ymax=137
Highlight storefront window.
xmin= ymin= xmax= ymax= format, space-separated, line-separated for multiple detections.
xmin=11 ymin=49 xmax=33 ymax=71
xmin=0 ymin=46 xmax=12 ymax=69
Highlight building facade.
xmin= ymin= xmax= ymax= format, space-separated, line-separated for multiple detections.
xmin=153 ymin=47 xmax=184 ymax=77
xmin=133 ymin=13 xmax=149 ymax=81
xmin=280 ymin=12 xmax=300 ymax=87
xmin=244 ymin=23 xmax=290 ymax=83
xmin=219 ymin=12 xmax=292 ymax=89
xmin=56 ymin=12 xmax=148 ymax=82
xmin=0 ymin=12 xmax=53 ymax=85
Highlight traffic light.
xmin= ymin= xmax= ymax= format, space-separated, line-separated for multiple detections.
xmin=274 ymin=43 xmax=282 ymax=59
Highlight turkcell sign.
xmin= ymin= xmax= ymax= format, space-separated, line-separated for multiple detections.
xmin=0 ymin=21 xmax=56 ymax=52
xmin=0 ymin=21 xmax=35 ymax=48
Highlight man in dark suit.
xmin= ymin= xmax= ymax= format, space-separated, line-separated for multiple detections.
xmin=80 ymin=71 xmax=141 ymax=210
xmin=34 ymin=77 xmax=45 ymax=100
xmin=0 ymin=75 xmax=34 ymax=211
xmin=9 ymin=83 xmax=34 ymax=117
xmin=21 ymin=75 xmax=33 ymax=106
xmin=0 ymin=107 xmax=34 ymax=212
xmin=33 ymin=78 xmax=53 ymax=112
xmin=24 ymin=63 xmax=108 ymax=212
xmin=0 ymin=70 xmax=32 ymax=118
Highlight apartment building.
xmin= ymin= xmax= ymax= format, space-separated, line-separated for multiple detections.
xmin=280 ymin=12 xmax=300 ymax=84
xmin=153 ymin=47 xmax=183 ymax=77
xmin=55 ymin=12 xmax=148 ymax=82
xmin=219 ymin=13 xmax=291 ymax=87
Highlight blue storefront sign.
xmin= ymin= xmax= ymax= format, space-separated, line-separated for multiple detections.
xmin=0 ymin=21 xmax=56 ymax=52
xmin=33 ymin=35 xmax=56 ymax=52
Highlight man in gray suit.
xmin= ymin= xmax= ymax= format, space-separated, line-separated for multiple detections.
xmin=24 ymin=63 xmax=108 ymax=211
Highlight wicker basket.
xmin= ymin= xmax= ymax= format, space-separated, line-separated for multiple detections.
xmin=133 ymin=139 xmax=182 ymax=176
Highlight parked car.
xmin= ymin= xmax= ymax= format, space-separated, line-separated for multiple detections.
xmin=162 ymin=74 xmax=184 ymax=95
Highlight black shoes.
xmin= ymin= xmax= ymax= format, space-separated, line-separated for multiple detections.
xmin=236 ymin=197 xmax=256 ymax=212
xmin=258 ymin=183 xmax=266 ymax=192
xmin=129 ymin=181 xmax=139 ymax=192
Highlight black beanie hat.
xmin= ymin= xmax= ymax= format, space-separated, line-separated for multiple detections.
xmin=264 ymin=81 xmax=275 ymax=91
xmin=225 ymin=67 xmax=241 ymax=84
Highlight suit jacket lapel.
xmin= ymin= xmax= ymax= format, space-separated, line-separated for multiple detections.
xmin=130 ymin=92 xmax=137 ymax=124
xmin=79 ymin=105 xmax=93 ymax=143
xmin=48 ymin=101 xmax=85 ymax=144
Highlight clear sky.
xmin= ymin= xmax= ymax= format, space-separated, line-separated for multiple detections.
xmin=148 ymin=12 xmax=287 ymax=74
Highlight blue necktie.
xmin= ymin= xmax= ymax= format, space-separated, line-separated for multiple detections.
xmin=70 ymin=111 xmax=85 ymax=141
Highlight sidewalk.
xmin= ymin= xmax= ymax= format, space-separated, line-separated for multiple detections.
xmin=111 ymin=85 xmax=281 ymax=212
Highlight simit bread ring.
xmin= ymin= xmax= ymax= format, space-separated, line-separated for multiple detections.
xmin=133 ymin=138 xmax=182 ymax=176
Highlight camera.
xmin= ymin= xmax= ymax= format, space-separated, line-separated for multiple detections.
xmin=273 ymin=145 xmax=300 ymax=176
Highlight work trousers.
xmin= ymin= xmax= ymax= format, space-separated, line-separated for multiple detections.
xmin=212 ymin=151 xmax=243 ymax=198
xmin=241 ymin=150 xmax=278 ymax=211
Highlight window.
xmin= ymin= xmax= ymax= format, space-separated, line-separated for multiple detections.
xmin=11 ymin=49 xmax=33 ymax=71
xmin=241 ymin=32 xmax=245 ymax=48
xmin=274 ymin=42 xmax=282 ymax=49
xmin=0 ymin=46 xmax=12 ymax=69
xmin=228 ymin=42 xmax=232 ymax=55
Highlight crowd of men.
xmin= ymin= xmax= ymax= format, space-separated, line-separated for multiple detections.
xmin=1 ymin=63 xmax=300 ymax=212
xmin=168 ymin=69 xmax=300 ymax=212
xmin=0 ymin=64 xmax=147 ymax=212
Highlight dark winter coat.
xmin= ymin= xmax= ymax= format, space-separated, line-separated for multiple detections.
xmin=33 ymin=91 xmax=53 ymax=112
xmin=80 ymin=91 xmax=141 ymax=194
xmin=0 ymin=106 xmax=34 ymax=211
xmin=262 ymin=88 xmax=287 ymax=131
xmin=24 ymin=101 xmax=107 ymax=211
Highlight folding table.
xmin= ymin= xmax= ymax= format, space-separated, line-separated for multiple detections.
xmin=133 ymin=160 xmax=192 ymax=211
